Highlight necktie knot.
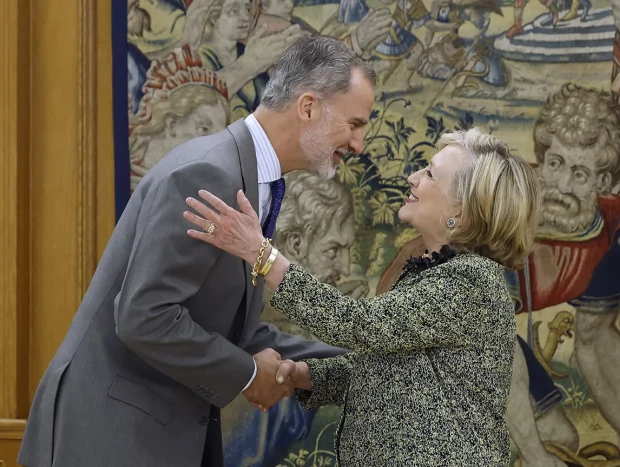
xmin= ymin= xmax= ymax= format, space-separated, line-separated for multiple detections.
xmin=263 ymin=178 xmax=286 ymax=239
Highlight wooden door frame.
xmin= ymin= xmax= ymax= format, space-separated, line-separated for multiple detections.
xmin=0 ymin=0 xmax=115 ymax=457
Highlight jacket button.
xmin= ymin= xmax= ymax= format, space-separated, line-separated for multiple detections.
xmin=199 ymin=416 xmax=209 ymax=425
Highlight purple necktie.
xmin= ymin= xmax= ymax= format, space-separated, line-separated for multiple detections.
xmin=263 ymin=178 xmax=286 ymax=239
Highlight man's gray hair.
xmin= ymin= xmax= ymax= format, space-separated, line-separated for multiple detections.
xmin=261 ymin=36 xmax=376 ymax=111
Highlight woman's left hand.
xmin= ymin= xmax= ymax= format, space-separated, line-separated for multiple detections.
xmin=184 ymin=189 xmax=265 ymax=264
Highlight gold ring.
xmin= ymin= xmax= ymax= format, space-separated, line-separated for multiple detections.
xmin=206 ymin=222 xmax=216 ymax=236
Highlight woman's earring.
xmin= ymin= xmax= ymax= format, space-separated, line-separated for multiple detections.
xmin=447 ymin=217 xmax=456 ymax=229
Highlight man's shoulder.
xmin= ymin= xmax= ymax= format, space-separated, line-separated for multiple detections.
xmin=144 ymin=129 xmax=242 ymax=185
xmin=168 ymin=129 xmax=238 ymax=168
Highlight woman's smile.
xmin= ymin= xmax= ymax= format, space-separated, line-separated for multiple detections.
xmin=406 ymin=192 xmax=419 ymax=203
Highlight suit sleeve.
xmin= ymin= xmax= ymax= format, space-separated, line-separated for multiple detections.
xmin=114 ymin=160 xmax=255 ymax=408
xmin=243 ymin=321 xmax=348 ymax=361
xmin=270 ymin=263 xmax=485 ymax=354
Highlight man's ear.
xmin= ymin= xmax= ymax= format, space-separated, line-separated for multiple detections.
xmin=296 ymin=93 xmax=321 ymax=123
xmin=284 ymin=232 xmax=309 ymax=261
xmin=598 ymin=171 xmax=612 ymax=194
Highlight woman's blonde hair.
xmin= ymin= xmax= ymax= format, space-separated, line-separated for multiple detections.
xmin=438 ymin=128 xmax=541 ymax=270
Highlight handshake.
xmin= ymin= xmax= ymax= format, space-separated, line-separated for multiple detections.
xmin=242 ymin=348 xmax=312 ymax=412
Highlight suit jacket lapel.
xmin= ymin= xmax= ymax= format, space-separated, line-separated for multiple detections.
xmin=227 ymin=118 xmax=260 ymax=322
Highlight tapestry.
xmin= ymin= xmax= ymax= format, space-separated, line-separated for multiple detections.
xmin=113 ymin=0 xmax=620 ymax=464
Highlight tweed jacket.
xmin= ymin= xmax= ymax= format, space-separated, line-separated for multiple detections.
xmin=270 ymin=253 xmax=516 ymax=467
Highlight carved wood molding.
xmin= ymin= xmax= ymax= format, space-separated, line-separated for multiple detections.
xmin=1 ymin=0 xmax=104 ymax=422
xmin=0 ymin=0 xmax=30 ymax=420
xmin=0 ymin=0 xmax=18 ymax=415
xmin=0 ymin=419 xmax=26 ymax=440
xmin=0 ymin=0 xmax=19 ymax=420
xmin=77 ymin=0 xmax=98 ymax=299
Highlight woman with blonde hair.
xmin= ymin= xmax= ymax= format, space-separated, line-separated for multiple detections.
xmin=183 ymin=127 xmax=540 ymax=466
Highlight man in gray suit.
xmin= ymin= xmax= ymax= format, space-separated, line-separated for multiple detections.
xmin=18 ymin=36 xmax=376 ymax=467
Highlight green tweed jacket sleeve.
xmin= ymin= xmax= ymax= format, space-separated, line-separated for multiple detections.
xmin=295 ymin=354 xmax=354 ymax=409
xmin=270 ymin=255 xmax=505 ymax=355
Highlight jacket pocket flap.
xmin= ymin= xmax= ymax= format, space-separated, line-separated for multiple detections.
xmin=108 ymin=375 xmax=172 ymax=425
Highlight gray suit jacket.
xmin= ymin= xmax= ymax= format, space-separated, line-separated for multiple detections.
xmin=18 ymin=120 xmax=344 ymax=467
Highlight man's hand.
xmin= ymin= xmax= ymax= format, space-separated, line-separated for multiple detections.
xmin=276 ymin=360 xmax=312 ymax=391
xmin=242 ymin=348 xmax=294 ymax=412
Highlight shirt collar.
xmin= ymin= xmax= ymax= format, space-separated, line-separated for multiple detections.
xmin=244 ymin=114 xmax=282 ymax=184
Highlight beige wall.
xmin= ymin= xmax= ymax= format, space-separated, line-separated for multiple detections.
xmin=0 ymin=0 xmax=115 ymax=464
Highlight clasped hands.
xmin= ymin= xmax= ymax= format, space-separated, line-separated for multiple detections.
xmin=242 ymin=348 xmax=312 ymax=412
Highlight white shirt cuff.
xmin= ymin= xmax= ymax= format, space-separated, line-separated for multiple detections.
xmin=242 ymin=358 xmax=257 ymax=392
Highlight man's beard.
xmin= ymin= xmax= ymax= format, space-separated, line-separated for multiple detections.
xmin=300 ymin=112 xmax=344 ymax=179
xmin=128 ymin=6 xmax=151 ymax=37
xmin=538 ymin=182 xmax=600 ymax=234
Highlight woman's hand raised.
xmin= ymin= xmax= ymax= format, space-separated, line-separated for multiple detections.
xmin=184 ymin=189 xmax=265 ymax=265
xmin=276 ymin=360 xmax=313 ymax=392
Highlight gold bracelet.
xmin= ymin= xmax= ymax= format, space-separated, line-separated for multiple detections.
xmin=259 ymin=246 xmax=279 ymax=277
xmin=251 ymin=239 xmax=271 ymax=286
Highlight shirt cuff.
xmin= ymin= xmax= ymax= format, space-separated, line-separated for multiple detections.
xmin=241 ymin=358 xmax=257 ymax=392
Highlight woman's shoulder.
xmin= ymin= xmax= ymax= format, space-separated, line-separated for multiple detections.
xmin=426 ymin=253 xmax=506 ymax=291
xmin=427 ymin=255 xmax=514 ymax=324
xmin=447 ymin=252 xmax=502 ymax=270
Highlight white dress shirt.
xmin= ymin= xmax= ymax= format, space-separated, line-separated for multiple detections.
xmin=240 ymin=113 xmax=283 ymax=392
xmin=245 ymin=113 xmax=283 ymax=224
